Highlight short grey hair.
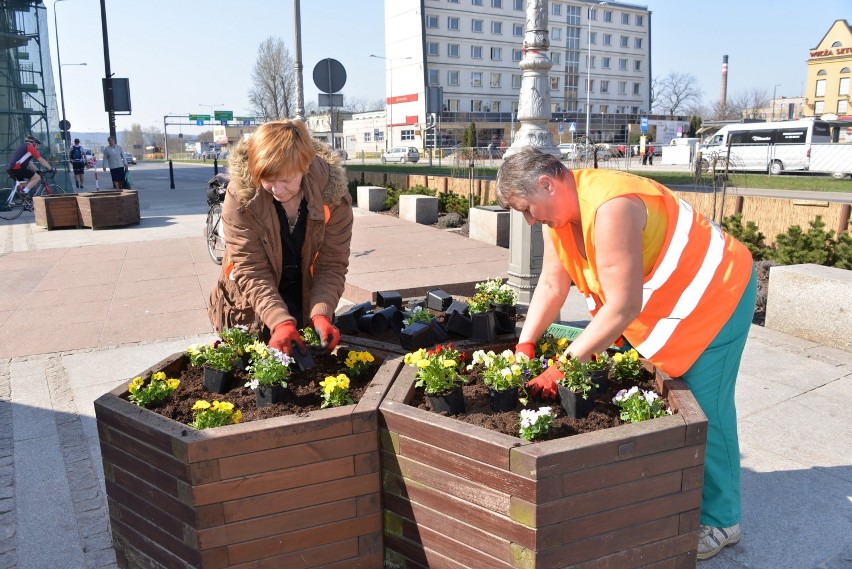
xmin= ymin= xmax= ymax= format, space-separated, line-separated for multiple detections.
xmin=495 ymin=147 xmax=568 ymax=207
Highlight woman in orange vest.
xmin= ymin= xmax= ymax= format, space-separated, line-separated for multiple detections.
xmin=208 ymin=120 xmax=353 ymax=356
xmin=496 ymin=147 xmax=756 ymax=560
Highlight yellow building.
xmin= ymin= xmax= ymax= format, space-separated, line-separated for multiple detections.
xmin=805 ymin=19 xmax=852 ymax=119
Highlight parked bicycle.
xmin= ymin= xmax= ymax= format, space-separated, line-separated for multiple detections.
xmin=206 ymin=174 xmax=228 ymax=264
xmin=0 ymin=170 xmax=66 ymax=220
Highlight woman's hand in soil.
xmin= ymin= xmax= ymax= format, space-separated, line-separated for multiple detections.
xmin=312 ymin=315 xmax=340 ymax=351
xmin=269 ymin=321 xmax=306 ymax=356
xmin=526 ymin=364 xmax=563 ymax=400
xmin=515 ymin=342 xmax=535 ymax=359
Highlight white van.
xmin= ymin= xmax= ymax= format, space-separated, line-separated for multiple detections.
xmin=699 ymin=119 xmax=831 ymax=174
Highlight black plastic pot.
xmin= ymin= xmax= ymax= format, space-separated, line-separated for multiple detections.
xmin=488 ymin=387 xmax=519 ymax=412
xmin=400 ymin=322 xmax=436 ymax=351
xmin=290 ymin=344 xmax=315 ymax=371
xmin=376 ymin=290 xmax=403 ymax=309
xmin=426 ymin=385 xmax=465 ymax=416
xmin=470 ymin=311 xmax=497 ymax=343
xmin=203 ymin=366 xmax=232 ymax=394
xmin=357 ymin=311 xmax=388 ymax=334
xmin=558 ymin=384 xmax=594 ymax=419
xmin=430 ymin=319 xmax=449 ymax=342
xmin=426 ymin=289 xmax=453 ymax=311
xmin=591 ymin=369 xmax=609 ymax=394
xmin=445 ymin=311 xmax=473 ymax=338
xmin=444 ymin=301 xmax=470 ymax=317
xmin=255 ymin=384 xmax=287 ymax=407
xmin=335 ymin=301 xmax=372 ymax=334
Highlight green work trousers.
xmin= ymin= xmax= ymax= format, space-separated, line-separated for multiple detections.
xmin=682 ymin=266 xmax=757 ymax=528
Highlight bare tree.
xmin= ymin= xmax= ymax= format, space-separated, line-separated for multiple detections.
xmin=652 ymin=72 xmax=703 ymax=116
xmin=248 ymin=37 xmax=296 ymax=121
xmin=728 ymin=88 xmax=770 ymax=120
xmin=120 ymin=124 xmax=146 ymax=155
xmin=343 ymin=97 xmax=385 ymax=113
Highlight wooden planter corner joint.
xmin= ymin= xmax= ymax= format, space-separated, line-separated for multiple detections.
xmin=380 ymin=360 xmax=708 ymax=569
xmin=95 ymin=350 xmax=399 ymax=569
xmin=33 ymin=194 xmax=80 ymax=229
xmin=76 ymin=190 xmax=140 ymax=229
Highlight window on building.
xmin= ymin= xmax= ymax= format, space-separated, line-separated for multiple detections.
xmin=567 ymin=5 xmax=580 ymax=25
xmin=621 ymin=13 xmax=629 ymax=24
xmin=448 ymin=0 xmax=459 ymax=3
xmin=551 ymin=52 xmax=561 ymax=64
xmin=603 ymin=10 xmax=612 ymax=22
xmin=513 ymin=0 xmax=523 ymax=9
xmin=472 ymin=72 xmax=483 ymax=87
xmin=375 ymin=132 xmax=384 ymax=142
xmin=618 ymin=81 xmax=626 ymax=95
xmin=401 ymin=129 xmax=414 ymax=141
xmin=513 ymin=49 xmax=522 ymax=61
xmin=363 ymin=132 xmax=372 ymax=142
xmin=633 ymin=82 xmax=641 ymax=95
xmin=634 ymin=60 xmax=641 ymax=71
xmin=590 ymin=31 xmax=597 ymax=45
xmin=472 ymin=45 xmax=483 ymax=58
xmin=603 ymin=34 xmax=611 ymax=46
xmin=600 ymin=104 xmax=608 ymax=113
xmin=815 ymin=79 xmax=826 ymax=97
xmin=491 ymin=0 xmax=502 ymax=7
xmin=588 ymin=79 xmax=594 ymax=92
xmin=471 ymin=100 xmax=482 ymax=112
xmin=472 ymin=19 xmax=483 ymax=32
xmin=492 ymin=21 xmax=502 ymax=34
xmin=551 ymin=77 xmax=560 ymax=90
xmin=602 ymin=57 xmax=610 ymax=69
xmin=448 ymin=99 xmax=460 ymax=111
xmin=631 ymin=106 xmax=639 ymax=113
xmin=427 ymin=15 xmax=439 ymax=28
xmin=513 ymin=23 xmax=523 ymax=36
xmin=635 ymin=15 xmax=644 ymax=26
xmin=448 ymin=43 xmax=460 ymax=57
xmin=620 ymin=35 xmax=629 ymax=48
xmin=512 ymin=74 xmax=522 ymax=89
xmin=427 ymin=42 xmax=439 ymax=56
xmin=838 ymin=100 xmax=849 ymax=114
xmin=552 ymin=2 xmax=561 ymax=16
xmin=814 ymin=101 xmax=825 ymax=115
xmin=428 ymin=69 xmax=439 ymax=85
xmin=590 ymin=8 xmax=598 ymax=21
xmin=490 ymin=73 xmax=502 ymax=87
xmin=839 ymin=77 xmax=850 ymax=96
xmin=634 ymin=38 xmax=643 ymax=49
xmin=448 ymin=70 xmax=460 ymax=86
xmin=619 ymin=58 xmax=627 ymax=70
xmin=448 ymin=16 xmax=459 ymax=30
xmin=566 ymin=27 xmax=580 ymax=50
xmin=552 ymin=27 xmax=562 ymax=41
xmin=600 ymin=80 xmax=609 ymax=93
xmin=472 ymin=0 xmax=482 ymax=4
xmin=491 ymin=47 xmax=502 ymax=60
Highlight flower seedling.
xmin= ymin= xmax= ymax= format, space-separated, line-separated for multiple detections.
xmin=127 ymin=372 xmax=179 ymax=408
xmin=535 ymin=333 xmax=569 ymax=360
xmin=186 ymin=340 xmax=237 ymax=372
xmin=343 ymin=350 xmax=375 ymax=377
xmin=518 ymin=407 xmax=554 ymax=441
xmin=611 ymin=348 xmax=643 ymax=383
xmin=475 ymin=277 xmax=517 ymax=306
xmin=468 ymin=349 xmax=527 ymax=391
xmin=219 ymin=325 xmax=257 ymax=357
xmin=191 ymin=400 xmax=243 ymax=430
xmin=319 ymin=374 xmax=354 ymax=408
xmin=244 ymin=344 xmax=294 ymax=390
xmin=404 ymin=343 xmax=465 ymax=395
xmin=300 ymin=327 xmax=322 ymax=347
xmin=402 ymin=305 xmax=434 ymax=327
xmin=555 ymin=356 xmax=597 ymax=399
xmin=466 ymin=292 xmax=492 ymax=314
xmin=612 ymin=386 xmax=671 ymax=423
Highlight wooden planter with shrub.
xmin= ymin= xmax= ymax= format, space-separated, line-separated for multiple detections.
xmin=379 ymin=359 xmax=708 ymax=568
xmin=33 ymin=194 xmax=80 ymax=229
xmin=95 ymin=350 xmax=399 ymax=568
xmin=76 ymin=190 xmax=140 ymax=229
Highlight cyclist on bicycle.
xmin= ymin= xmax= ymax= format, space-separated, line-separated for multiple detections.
xmin=6 ymin=135 xmax=55 ymax=196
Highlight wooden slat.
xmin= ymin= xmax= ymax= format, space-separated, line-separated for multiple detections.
xmin=96 ymin=394 xmax=192 ymax=461
xmin=101 ymin=424 xmax=190 ymax=481
xmin=112 ymin=507 xmax=201 ymax=566
xmin=101 ymin=440 xmax=182 ymax=498
xmin=666 ymin=379 xmax=708 ymax=446
xmin=112 ymin=528 xmax=194 ymax=569
xmin=192 ymin=456 xmax=355 ymax=506
xmin=228 ymin=539 xmax=360 ymax=569
xmin=222 ymin=473 xmax=379 ymax=523
xmin=566 ymin=533 xmax=696 ymax=569
xmin=397 ymin=517 xmax=517 ymax=569
xmin=108 ymin=467 xmax=194 ymax=523
xmin=105 ymin=479 xmax=190 ymax=540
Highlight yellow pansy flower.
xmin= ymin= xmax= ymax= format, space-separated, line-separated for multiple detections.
xmin=166 ymin=379 xmax=180 ymax=389
xmin=232 ymin=410 xmax=243 ymax=424
xmin=192 ymin=400 xmax=211 ymax=410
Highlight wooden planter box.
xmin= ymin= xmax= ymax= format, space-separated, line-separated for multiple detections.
xmin=33 ymin=194 xmax=80 ymax=229
xmin=379 ymin=360 xmax=708 ymax=568
xmin=77 ymin=190 xmax=140 ymax=229
xmin=95 ymin=350 xmax=399 ymax=569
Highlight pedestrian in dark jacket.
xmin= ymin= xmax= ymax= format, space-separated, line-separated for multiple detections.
xmin=208 ymin=120 xmax=353 ymax=356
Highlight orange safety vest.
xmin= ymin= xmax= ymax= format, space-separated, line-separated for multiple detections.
xmin=224 ymin=204 xmax=331 ymax=281
xmin=548 ymin=170 xmax=753 ymax=377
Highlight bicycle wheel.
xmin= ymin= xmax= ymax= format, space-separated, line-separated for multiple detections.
xmin=46 ymin=183 xmax=67 ymax=195
xmin=0 ymin=190 xmax=30 ymax=220
xmin=206 ymin=204 xmax=225 ymax=264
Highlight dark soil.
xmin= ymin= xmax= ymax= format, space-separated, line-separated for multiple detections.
xmin=411 ymin=367 xmax=664 ymax=442
xmin=139 ymin=350 xmax=380 ymax=426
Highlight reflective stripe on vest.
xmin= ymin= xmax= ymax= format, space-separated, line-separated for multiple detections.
xmin=548 ymin=170 xmax=752 ymax=377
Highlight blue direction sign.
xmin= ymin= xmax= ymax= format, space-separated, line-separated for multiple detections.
xmin=558 ymin=122 xmax=564 ymax=133
xmin=569 ymin=122 xmax=577 ymax=133
xmin=196 ymin=120 xmax=204 ymax=126
xmin=640 ymin=116 xmax=648 ymax=132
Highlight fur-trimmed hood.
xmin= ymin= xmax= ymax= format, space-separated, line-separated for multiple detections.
xmin=226 ymin=137 xmax=348 ymax=207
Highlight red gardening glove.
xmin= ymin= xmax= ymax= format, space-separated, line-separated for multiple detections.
xmin=312 ymin=315 xmax=340 ymax=351
xmin=515 ymin=342 xmax=535 ymax=359
xmin=526 ymin=364 xmax=563 ymax=400
xmin=268 ymin=321 xmax=306 ymax=356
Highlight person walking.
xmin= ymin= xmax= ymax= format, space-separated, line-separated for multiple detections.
xmin=497 ymin=147 xmax=756 ymax=561
xmin=6 ymin=134 xmax=54 ymax=195
xmin=102 ymin=136 xmax=127 ymax=189
xmin=208 ymin=119 xmax=353 ymax=357
xmin=648 ymin=143 xmax=655 ymax=166
xmin=68 ymin=138 xmax=86 ymax=189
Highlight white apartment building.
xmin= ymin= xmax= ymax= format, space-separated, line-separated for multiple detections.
xmin=381 ymin=0 xmax=651 ymax=149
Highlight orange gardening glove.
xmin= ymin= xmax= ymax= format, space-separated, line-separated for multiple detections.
xmin=515 ymin=342 xmax=535 ymax=359
xmin=269 ymin=321 xmax=306 ymax=356
xmin=526 ymin=364 xmax=563 ymax=400
xmin=312 ymin=315 xmax=340 ymax=351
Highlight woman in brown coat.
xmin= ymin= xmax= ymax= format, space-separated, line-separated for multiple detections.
xmin=208 ymin=120 xmax=353 ymax=355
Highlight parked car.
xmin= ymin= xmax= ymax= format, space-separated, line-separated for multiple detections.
xmin=381 ymin=147 xmax=420 ymax=164
xmin=557 ymin=143 xmax=580 ymax=160
xmin=123 ymin=152 xmax=137 ymax=165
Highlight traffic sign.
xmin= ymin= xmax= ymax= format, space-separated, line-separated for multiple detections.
xmin=569 ymin=122 xmax=577 ymax=133
xmin=558 ymin=122 xmax=564 ymax=133
xmin=196 ymin=120 xmax=204 ymax=126
xmin=640 ymin=116 xmax=648 ymax=132
xmin=59 ymin=119 xmax=71 ymax=131
xmin=214 ymin=110 xmax=233 ymax=121
xmin=220 ymin=120 xmax=228 ymax=126
xmin=189 ymin=114 xmax=211 ymax=121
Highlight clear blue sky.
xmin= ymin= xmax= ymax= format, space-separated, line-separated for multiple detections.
xmin=47 ymin=0 xmax=850 ymax=134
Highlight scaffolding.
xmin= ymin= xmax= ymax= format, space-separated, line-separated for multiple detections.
xmin=1 ymin=0 xmax=60 ymax=166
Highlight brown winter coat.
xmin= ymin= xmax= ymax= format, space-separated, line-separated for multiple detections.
xmin=207 ymin=139 xmax=352 ymax=335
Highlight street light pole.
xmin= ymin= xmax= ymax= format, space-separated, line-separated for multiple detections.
xmin=772 ymin=84 xmax=780 ymax=122
xmin=586 ymin=2 xmax=607 ymax=141
xmin=370 ymin=54 xmax=411 ymax=150
xmin=54 ymin=0 xmax=68 ymax=150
